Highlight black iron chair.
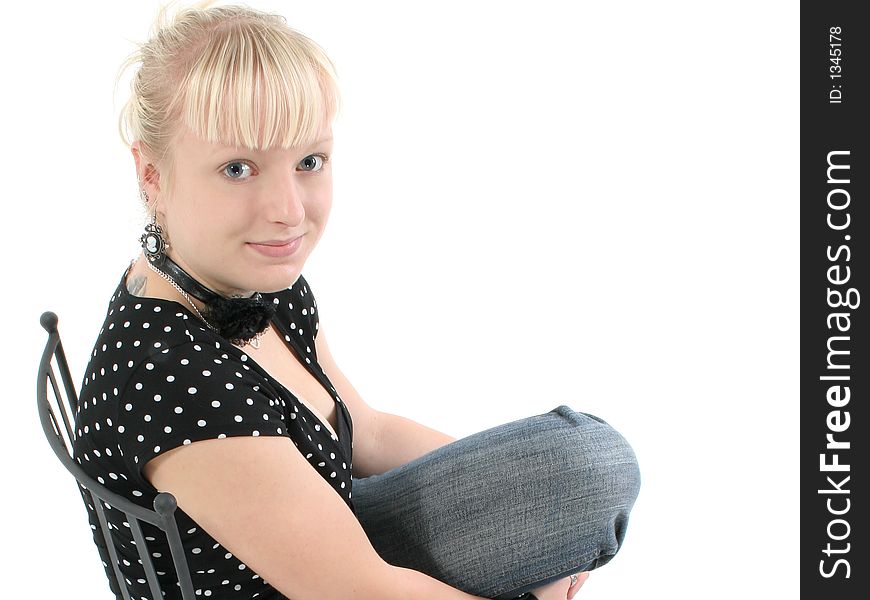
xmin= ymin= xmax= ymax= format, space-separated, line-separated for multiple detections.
xmin=37 ymin=311 xmax=196 ymax=600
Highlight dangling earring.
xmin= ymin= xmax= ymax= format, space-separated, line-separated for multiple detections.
xmin=140 ymin=214 xmax=168 ymax=265
xmin=138 ymin=185 xmax=168 ymax=265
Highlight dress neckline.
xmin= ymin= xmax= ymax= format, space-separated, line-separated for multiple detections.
xmin=115 ymin=262 xmax=352 ymax=460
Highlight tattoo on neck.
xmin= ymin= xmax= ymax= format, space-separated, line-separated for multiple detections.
xmin=127 ymin=275 xmax=147 ymax=296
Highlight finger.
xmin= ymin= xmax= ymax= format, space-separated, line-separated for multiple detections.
xmin=566 ymin=572 xmax=590 ymax=599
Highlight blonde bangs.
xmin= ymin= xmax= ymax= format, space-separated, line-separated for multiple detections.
xmin=179 ymin=22 xmax=340 ymax=150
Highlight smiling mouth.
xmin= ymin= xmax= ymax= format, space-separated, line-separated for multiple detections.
xmin=251 ymin=235 xmax=303 ymax=246
xmin=246 ymin=235 xmax=304 ymax=257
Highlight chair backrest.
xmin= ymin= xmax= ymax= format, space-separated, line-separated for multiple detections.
xmin=37 ymin=311 xmax=196 ymax=600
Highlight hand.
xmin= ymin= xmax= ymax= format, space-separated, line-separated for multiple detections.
xmin=527 ymin=572 xmax=588 ymax=600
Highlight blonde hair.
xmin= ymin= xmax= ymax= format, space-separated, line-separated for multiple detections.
xmin=116 ymin=0 xmax=341 ymax=214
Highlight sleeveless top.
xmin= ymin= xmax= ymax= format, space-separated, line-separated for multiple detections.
xmin=72 ymin=263 xmax=354 ymax=599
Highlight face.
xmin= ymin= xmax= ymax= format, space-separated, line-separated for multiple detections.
xmin=141 ymin=125 xmax=333 ymax=296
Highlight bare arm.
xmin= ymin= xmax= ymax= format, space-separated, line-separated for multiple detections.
xmin=394 ymin=566 xmax=490 ymax=600
xmin=313 ymin=323 xmax=457 ymax=477
xmin=370 ymin=411 xmax=458 ymax=473
xmin=144 ymin=435 xmax=486 ymax=600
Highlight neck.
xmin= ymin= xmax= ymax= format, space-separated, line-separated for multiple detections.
xmin=136 ymin=251 xmax=277 ymax=346
xmin=160 ymin=251 xmax=255 ymax=300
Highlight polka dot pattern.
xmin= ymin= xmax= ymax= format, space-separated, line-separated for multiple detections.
xmin=72 ymin=266 xmax=353 ymax=599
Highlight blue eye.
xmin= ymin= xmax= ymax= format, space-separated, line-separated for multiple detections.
xmin=299 ymin=154 xmax=329 ymax=172
xmin=223 ymin=161 xmax=252 ymax=179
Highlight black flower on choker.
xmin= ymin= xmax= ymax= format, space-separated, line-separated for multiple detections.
xmin=151 ymin=254 xmax=277 ymax=346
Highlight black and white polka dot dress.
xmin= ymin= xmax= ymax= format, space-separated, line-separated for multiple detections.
xmin=72 ymin=263 xmax=354 ymax=600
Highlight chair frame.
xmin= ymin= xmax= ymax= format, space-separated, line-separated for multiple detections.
xmin=37 ymin=311 xmax=196 ymax=600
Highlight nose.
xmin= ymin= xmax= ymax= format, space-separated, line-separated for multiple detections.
xmin=263 ymin=173 xmax=306 ymax=226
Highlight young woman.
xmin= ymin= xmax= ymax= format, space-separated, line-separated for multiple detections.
xmin=71 ymin=3 xmax=639 ymax=599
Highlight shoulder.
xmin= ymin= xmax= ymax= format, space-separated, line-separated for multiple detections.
xmin=114 ymin=337 xmax=289 ymax=485
xmin=81 ymin=275 xmax=220 ymax=392
xmin=80 ymin=274 xmax=280 ymax=440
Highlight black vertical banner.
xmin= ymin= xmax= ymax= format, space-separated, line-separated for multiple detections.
xmin=802 ymin=3 xmax=868 ymax=598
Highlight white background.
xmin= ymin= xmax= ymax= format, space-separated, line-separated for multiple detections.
xmin=2 ymin=1 xmax=798 ymax=598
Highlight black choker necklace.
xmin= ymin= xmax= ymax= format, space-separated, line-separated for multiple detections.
xmin=148 ymin=254 xmax=276 ymax=347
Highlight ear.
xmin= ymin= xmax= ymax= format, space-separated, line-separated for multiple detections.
xmin=131 ymin=141 xmax=162 ymax=203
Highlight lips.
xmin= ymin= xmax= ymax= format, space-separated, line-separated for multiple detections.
xmin=247 ymin=235 xmax=304 ymax=257
xmin=252 ymin=236 xmax=302 ymax=246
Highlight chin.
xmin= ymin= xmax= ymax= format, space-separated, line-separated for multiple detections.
xmin=250 ymin=264 xmax=303 ymax=294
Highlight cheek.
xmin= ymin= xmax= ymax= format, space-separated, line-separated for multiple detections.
xmin=308 ymin=192 xmax=332 ymax=222
xmin=189 ymin=192 xmax=250 ymax=228
xmin=170 ymin=202 xmax=245 ymax=249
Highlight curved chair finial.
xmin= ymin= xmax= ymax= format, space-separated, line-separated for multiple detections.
xmin=40 ymin=311 xmax=58 ymax=333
